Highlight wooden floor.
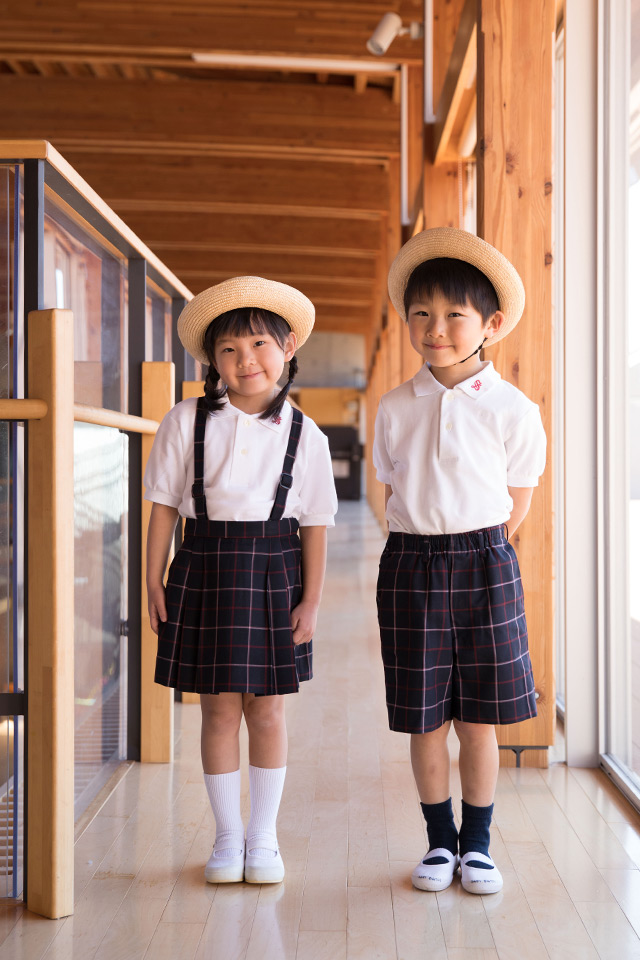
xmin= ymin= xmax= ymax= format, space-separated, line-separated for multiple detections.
xmin=3 ymin=501 xmax=640 ymax=959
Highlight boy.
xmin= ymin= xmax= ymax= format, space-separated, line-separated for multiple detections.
xmin=374 ymin=227 xmax=546 ymax=894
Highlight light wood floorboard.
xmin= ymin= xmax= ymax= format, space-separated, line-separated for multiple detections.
xmin=3 ymin=501 xmax=640 ymax=959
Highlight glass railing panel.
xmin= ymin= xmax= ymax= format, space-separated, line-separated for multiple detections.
xmin=73 ymin=422 xmax=128 ymax=819
xmin=146 ymin=278 xmax=172 ymax=361
xmin=43 ymin=189 xmax=128 ymax=413
xmin=0 ymin=163 xmax=22 ymax=898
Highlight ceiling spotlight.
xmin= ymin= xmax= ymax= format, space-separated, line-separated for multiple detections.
xmin=366 ymin=12 xmax=424 ymax=56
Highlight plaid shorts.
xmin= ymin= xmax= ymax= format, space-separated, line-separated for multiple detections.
xmin=376 ymin=525 xmax=537 ymax=733
xmin=155 ymin=517 xmax=311 ymax=696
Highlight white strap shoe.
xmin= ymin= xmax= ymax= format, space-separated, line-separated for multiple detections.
xmin=460 ymin=851 xmax=503 ymax=894
xmin=411 ymin=847 xmax=460 ymax=892
xmin=204 ymin=838 xmax=245 ymax=884
xmin=244 ymin=839 xmax=285 ymax=884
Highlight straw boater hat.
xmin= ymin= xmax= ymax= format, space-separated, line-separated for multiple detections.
xmin=388 ymin=227 xmax=525 ymax=346
xmin=177 ymin=276 xmax=315 ymax=364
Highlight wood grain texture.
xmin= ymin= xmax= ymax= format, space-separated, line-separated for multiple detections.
xmin=141 ymin=361 xmax=176 ymax=762
xmin=1 ymin=75 xmax=400 ymax=159
xmin=477 ymin=0 xmax=556 ymax=764
xmin=26 ymin=309 xmax=75 ymax=919
xmin=1 ymin=0 xmax=424 ymax=61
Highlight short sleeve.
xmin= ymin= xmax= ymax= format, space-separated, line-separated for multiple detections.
xmin=143 ymin=411 xmax=187 ymax=508
xmin=373 ymin=401 xmax=394 ymax=484
xmin=298 ymin=429 xmax=338 ymax=527
xmin=504 ymin=405 xmax=547 ymax=487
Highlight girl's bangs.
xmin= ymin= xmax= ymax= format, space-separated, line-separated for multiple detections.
xmin=207 ymin=308 xmax=291 ymax=346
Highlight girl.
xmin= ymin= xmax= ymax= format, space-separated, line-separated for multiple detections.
xmin=144 ymin=276 xmax=337 ymax=885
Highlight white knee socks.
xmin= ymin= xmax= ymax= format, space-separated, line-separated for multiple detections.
xmin=246 ymin=764 xmax=287 ymax=857
xmin=203 ymin=769 xmax=245 ymax=858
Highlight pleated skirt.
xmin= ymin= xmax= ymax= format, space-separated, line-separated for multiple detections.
xmin=155 ymin=518 xmax=311 ymax=696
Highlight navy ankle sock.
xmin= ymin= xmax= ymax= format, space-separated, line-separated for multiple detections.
xmin=420 ymin=798 xmax=458 ymax=861
xmin=459 ymin=800 xmax=494 ymax=867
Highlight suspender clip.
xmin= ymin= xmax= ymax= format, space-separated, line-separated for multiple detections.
xmin=281 ymin=473 xmax=293 ymax=489
xmin=192 ymin=480 xmax=205 ymax=499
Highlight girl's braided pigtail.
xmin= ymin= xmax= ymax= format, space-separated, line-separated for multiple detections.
xmin=262 ymin=355 xmax=298 ymax=422
xmin=202 ymin=365 xmax=227 ymax=413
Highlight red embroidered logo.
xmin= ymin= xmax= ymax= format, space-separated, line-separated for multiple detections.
xmin=471 ymin=380 xmax=482 ymax=391
xmin=272 ymin=415 xmax=282 ymax=425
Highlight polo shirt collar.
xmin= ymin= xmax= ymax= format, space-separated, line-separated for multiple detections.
xmin=456 ymin=361 xmax=500 ymax=398
xmin=220 ymin=395 xmax=293 ymax=432
xmin=412 ymin=363 xmax=446 ymax=397
xmin=412 ymin=360 xmax=500 ymax=399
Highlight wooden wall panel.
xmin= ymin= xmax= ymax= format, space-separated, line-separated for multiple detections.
xmin=477 ymin=0 xmax=555 ymax=766
xmin=27 ymin=309 xmax=74 ymax=919
xmin=433 ymin=0 xmax=468 ymax=105
xmin=424 ymin=0 xmax=466 ymax=233
xmin=140 ymin=361 xmax=175 ymax=762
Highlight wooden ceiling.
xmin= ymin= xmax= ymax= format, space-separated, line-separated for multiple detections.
xmin=1 ymin=0 xmax=434 ymax=343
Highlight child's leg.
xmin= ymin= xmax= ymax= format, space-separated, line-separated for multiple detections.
xmin=453 ymin=719 xmax=499 ymax=809
xmin=243 ymin=692 xmax=288 ymax=768
xmin=410 ymin=721 xmax=452 ymax=803
xmin=410 ymin=722 xmax=458 ymax=855
xmin=409 ymin=722 xmax=459 ymax=891
xmin=242 ymin=693 xmax=288 ymax=882
xmin=201 ymin=692 xmax=244 ymax=773
xmin=200 ymin=693 xmax=245 ymax=879
xmin=453 ymin=720 xmax=502 ymax=893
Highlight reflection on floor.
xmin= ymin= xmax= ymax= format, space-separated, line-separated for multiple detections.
xmin=1 ymin=500 xmax=640 ymax=959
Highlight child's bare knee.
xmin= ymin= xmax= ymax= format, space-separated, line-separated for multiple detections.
xmin=243 ymin=695 xmax=286 ymax=734
xmin=201 ymin=693 xmax=242 ymax=734
xmin=453 ymin=719 xmax=496 ymax=744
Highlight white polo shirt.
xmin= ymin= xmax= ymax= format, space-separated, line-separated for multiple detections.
xmin=373 ymin=361 xmax=546 ymax=536
xmin=144 ymin=396 xmax=337 ymax=526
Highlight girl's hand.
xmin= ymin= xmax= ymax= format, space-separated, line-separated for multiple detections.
xmin=148 ymin=582 xmax=168 ymax=636
xmin=291 ymin=600 xmax=318 ymax=645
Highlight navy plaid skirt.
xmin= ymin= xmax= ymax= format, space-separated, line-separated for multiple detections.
xmin=376 ymin=525 xmax=537 ymax=733
xmin=155 ymin=517 xmax=311 ymax=695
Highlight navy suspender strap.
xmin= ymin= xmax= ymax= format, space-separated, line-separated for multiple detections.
xmin=269 ymin=406 xmax=304 ymax=521
xmin=191 ymin=399 xmax=304 ymax=524
xmin=191 ymin=397 xmax=209 ymax=520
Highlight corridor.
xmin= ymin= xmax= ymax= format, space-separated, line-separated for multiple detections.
xmin=2 ymin=502 xmax=640 ymax=960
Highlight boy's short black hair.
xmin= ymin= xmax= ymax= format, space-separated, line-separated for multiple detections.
xmin=403 ymin=257 xmax=500 ymax=323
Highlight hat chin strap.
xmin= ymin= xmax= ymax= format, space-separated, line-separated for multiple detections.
xmin=456 ymin=337 xmax=487 ymax=365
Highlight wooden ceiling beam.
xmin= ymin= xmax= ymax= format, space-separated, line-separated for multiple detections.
xmin=122 ymin=210 xmax=385 ymax=256
xmin=0 ymin=75 xmax=400 ymax=159
xmin=174 ymin=272 xmax=374 ymax=304
xmin=2 ymin=1 xmax=424 ymax=62
xmin=60 ymin=151 xmax=391 ymax=217
xmin=432 ymin=0 xmax=477 ymax=165
xmin=160 ymin=249 xmax=378 ymax=282
xmin=303 ymin=319 xmax=370 ymax=335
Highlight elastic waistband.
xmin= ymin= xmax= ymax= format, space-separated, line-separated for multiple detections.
xmin=386 ymin=524 xmax=508 ymax=554
xmin=183 ymin=517 xmax=299 ymax=539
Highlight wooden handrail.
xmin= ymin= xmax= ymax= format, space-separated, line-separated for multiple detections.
xmin=0 ymin=399 xmax=49 ymax=420
xmin=73 ymin=403 xmax=159 ymax=435
xmin=0 ymin=398 xmax=160 ymax=434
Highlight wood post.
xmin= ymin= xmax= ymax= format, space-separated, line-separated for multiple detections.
xmin=140 ymin=361 xmax=175 ymax=762
xmin=26 ymin=308 xmax=74 ymax=919
xmin=477 ymin=0 xmax=556 ymax=766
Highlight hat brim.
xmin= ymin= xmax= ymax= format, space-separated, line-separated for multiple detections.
xmin=388 ymin=227 xmax=525 ymax=346
xmin=177 ymin=276 xmax=315 ymax=364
